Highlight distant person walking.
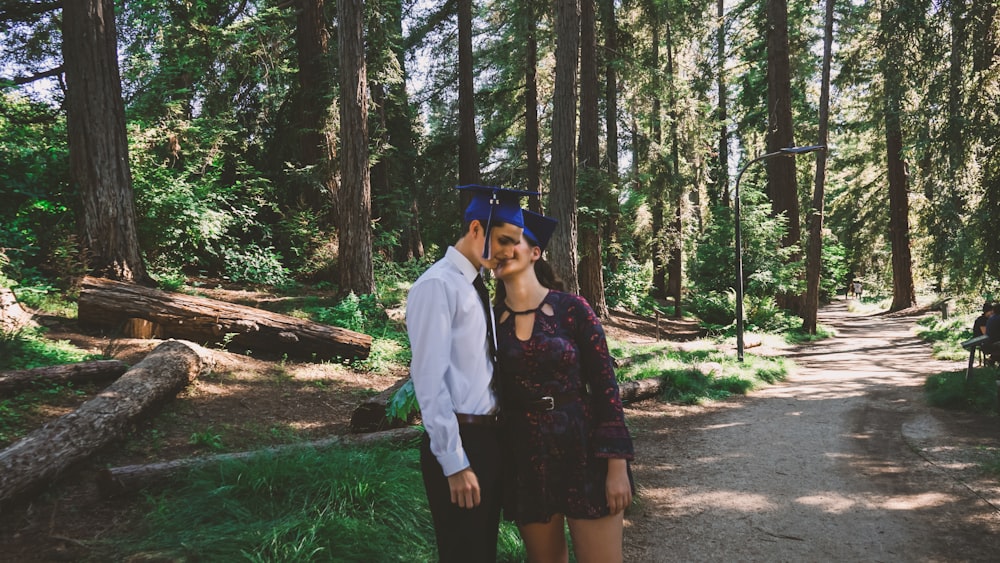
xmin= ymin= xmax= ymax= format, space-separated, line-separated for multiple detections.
xmin=851 ymin=280 xmax=863 ymax=300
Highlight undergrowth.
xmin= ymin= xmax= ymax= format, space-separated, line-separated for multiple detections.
xmin=924 ymin=368 xmax=999 ymax=414
xmin=97 ymin=442 xmax=526 ymax=562
xmin=610 ymin=341 xmax=789 ymax=404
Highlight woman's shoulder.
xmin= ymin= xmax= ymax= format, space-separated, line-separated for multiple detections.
xmin=547 ymin=291 xmax=595 ymax=313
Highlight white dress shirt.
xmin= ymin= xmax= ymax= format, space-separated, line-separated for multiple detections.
xmin=407 ymin=246 xmax=497 ymax=476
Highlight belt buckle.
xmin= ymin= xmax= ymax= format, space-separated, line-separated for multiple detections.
xmin=541 ymin=396 xmax=555 ymax=411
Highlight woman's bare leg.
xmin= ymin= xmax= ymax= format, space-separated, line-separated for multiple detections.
xmin=519 ymin=515 xmax=569 ymax=563
xmin=566 ymin=512 xmax=625 ymax=563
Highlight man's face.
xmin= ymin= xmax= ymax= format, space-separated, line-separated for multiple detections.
xmin=479 ymin=223 xmax=523 ymax=269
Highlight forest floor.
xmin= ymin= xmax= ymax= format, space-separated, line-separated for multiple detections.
xmin=1 ymin=291 xmax=998 ymax=561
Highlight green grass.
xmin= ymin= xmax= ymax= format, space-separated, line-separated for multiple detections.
xmin=610 ymin=340 xmax=789 ymax=404
xmin=916 ymin=313 xmax=979 ymax=361
xmin=0 ymin=329 xmax=105 ymax=445
xmin=924 ymin=368 xmax=999 ymax=414
xmin=97 ymin=441 xmax=526 ymax=562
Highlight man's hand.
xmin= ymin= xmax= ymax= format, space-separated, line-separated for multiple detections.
xmin=447 ymin=467 xmax=482 ymax=508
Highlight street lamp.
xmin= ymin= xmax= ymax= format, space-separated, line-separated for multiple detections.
xmin=733 ymin=145 xmax=825 ymax=361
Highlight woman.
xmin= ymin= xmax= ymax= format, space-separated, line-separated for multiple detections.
xmin=493 ymin=210 xmax=634 ymax=563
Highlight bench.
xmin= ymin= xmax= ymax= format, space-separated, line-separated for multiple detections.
xmin=961 ymin=334 xmax=990 ymax=382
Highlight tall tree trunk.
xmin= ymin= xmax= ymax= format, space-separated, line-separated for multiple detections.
xmin=648 ymin=15 xmax=666 ymax=299
xmin=62 ymin=0 xmax=149 ymax=284
xmin=578 ymin=0 xmax=608 ymax=317
xmin=802 ymin=0 xmax=834 ymax=334
xmin=294 ymin=0 xmax=339 ymax=227
xmin=549 ymin=0 xmax=581 ymax=294
xmin=457 ymin=0 xmax=481 ymax=199
xmin=524 ymin=0 xmax=542 ymax=213
xmin=665 ymin=24 xmax=683 ymax=317
xmin=881 ymin=1 xmax=916 ymax=311
xmin=765 ymin=0 xmax=801 ymax=313
xmin=600 ymin=0 xmax=621 ymax=272
xmin=715 ymin=0 xmax=730 ymax=208
xmin=338 ymin=0 xmax=375 ymax=294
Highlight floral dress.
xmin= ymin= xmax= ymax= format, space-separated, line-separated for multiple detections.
xmin=495 ymin=290 xmax=634 ymax=524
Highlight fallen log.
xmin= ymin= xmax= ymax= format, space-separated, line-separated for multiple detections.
xmin=0 ymin=340 xmax=212 ymax=505
xmin=0 ymin=359 xmax=129 ymax=395
xmin=77 ymin=276 xmax=371 ymax=361
xmin=97 ymin=426 xmax=422 ymax=497
xmin=349 ymin=377 xmax=416 ymax=433
xmin=0 ymin=287 xmax=37 ymax=333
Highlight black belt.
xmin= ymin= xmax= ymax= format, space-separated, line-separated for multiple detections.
xmin=455 ymin=412 xmax=499 ymax=426
xmin=511 ymin=391 xmax=583 ymax=412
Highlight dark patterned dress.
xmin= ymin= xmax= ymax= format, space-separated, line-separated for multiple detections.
xmin=495 ymin=290 xmax=634 ymax=525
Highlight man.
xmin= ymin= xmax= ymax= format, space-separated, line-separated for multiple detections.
xmin=406 ymin=184 xmax=535 ymax=562
xmin=972 ymin=301 xmax=992 ymax=337
xmin=985 ymin=302 xmax=1000 ymax=365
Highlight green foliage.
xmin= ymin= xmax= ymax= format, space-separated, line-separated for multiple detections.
xmin=387 ymin=379 xmax=418 ymax=422
xmin=0 ymin=329 xmax=97 ymax=371
xmin=690 ymin=202 xmax=802 ymax=299
xmin=924 ymin=368 xmax=998 ymax=415
xmin=611 ymin=341 xmax=789 ymax=404
xmin=687 ymin=290 xmax=801 ymax=336
xmin=916 ymin=314 xmax=976 ymax=361
xmin=604 ymin=257 xmax=656 ymax=313
xmin=99 ymin=443 xmax=510 ymax=562
xmin=188 ymin=428 xmax=225 ymax=451
xmin=0 ymin=93 xmax=76 ymax=284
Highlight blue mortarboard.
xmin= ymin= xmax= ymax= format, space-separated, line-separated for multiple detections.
xmin=456 ymin=184 xmax=539 ymax=258
xmin=522 ymin=210 xmax=558 ymax=252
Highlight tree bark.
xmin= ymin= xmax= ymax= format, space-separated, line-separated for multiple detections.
xmin=713 ymin=0 xmax=730 ymax=208
xmin=62 ymin=0 xmax=149 ymax=284
xmin=77 ymin=277 xmax=371 ymax=360
xmin=338 ymin=0 xmax=375 ymax=295
xmin=600 ymin=0 xmax=621 ymax=271
xmin=548 ymin=0 xmax=581 ymax=295
xmin=524 ymin=0 xmax=542 ymax=212
xmin=457 ymin=0 xmax=481 ymax=189
xmin=802 ymin=0 xmax=834 ymax=334
xmin=0 ymin=340 xmax=211 ymax=505
xmin=0 ymin=360 xmax=128 ymax=395
xmin=765 ymin=0 xmax=802 ymax=313
xmin=665 ymin=25 xmax=683 ymax=318
xmin=577 ymin=0 xmax=608 ymax=318
xmin=97 ymin=426 xmax=422 ymax=497
xmin=294 ymin=0 xmax=339 ymax=225
xmin=0 ymin=288 xmax=37 ymax=333
xmin=881 ymin=2 xmax=917 ymax=312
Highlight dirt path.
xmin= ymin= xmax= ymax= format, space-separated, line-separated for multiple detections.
xmin=623 ymin=299 xmax=1000 ymax=562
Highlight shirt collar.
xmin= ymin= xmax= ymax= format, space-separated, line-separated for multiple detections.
xmin=445 ymin=246 xmax=480 ymax=284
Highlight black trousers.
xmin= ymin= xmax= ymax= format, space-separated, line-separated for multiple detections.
xmin=419 ymin=424 xmax=503 ymax=563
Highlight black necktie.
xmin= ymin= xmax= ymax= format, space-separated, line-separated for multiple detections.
xmin=473 ymin=273 xmax=497 ymax=365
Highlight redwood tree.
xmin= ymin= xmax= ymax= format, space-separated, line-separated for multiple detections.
xmin=764 ymin=0 xmax=802 ymax=313
xmin=802 ymin=0 xmax=834 ymax=334
xmin=578 ymin=0 xmax=608 ymax=317
xmin=881 ymin=0 xmax=916 ymax=311
xmin=548 ymin=0 xmax=581 ymax=294
xmin=63 ymin=0 xmax=149 ymax=284
xmin=338 ymin=0 xmax=375 ymax=294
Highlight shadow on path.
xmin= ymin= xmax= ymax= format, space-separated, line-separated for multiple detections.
xmin=624 ymin=298 xmax=1000 ymax=562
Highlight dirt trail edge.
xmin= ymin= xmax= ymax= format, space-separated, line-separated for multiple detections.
xmin=623 ymin=299 xmax=1000 ymax=562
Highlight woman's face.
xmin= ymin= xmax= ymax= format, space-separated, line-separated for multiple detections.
xmin=493 ymin=235 xmax=539 ymax=281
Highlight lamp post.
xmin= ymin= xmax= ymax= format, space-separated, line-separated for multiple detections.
xmin=734 ymin=145 xmax=825 ymax=361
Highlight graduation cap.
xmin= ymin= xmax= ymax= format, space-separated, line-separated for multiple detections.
xmin=456 ymin=184 xmax=539 ymax=258
xmin=522 ymin=209 xmax=558 ymax=252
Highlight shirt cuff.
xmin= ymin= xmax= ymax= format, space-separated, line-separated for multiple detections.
xmin=438 ymin=450 xmax=471 ymax=477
